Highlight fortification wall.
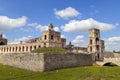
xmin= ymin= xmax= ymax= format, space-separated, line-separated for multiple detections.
xmin=0 ymin=53 xmax=44 ymax=72
xmin=44 ymin=54 xmax=92 ymax=71
xmin=0 ymin=53 xmax=92 ymax=72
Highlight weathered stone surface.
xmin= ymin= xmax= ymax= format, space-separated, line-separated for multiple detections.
xmin=0 ymin=53 xmax=44 ymax=72
xmin=44 ymin=54 xmax=92 ymax=71
xmin=96 ymin=53 xmax=120 ymax=66
xmin=0 ymin=53 xmax=93 ymax=72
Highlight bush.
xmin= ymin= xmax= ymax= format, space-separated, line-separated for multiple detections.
xmin=32 ymin=47 xmax=68 ymax=54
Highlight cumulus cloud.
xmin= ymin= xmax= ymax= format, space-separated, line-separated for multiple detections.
xmin=53 ymin=27 xmax=59 ymax=31
xmin=36 ymin=25 xmax=48 ymax=32
xmin=108 ymin=37 xmax=120 ymax=43
xmin=104 ymin=36 xmax=120 ymax=51
xmin=0 ymin=16 xmax=27 ymax=31
xmin=28 ymin=22 xmax=38 ymax=27
xmin=54 ymin=7 xmax=81 ymax=19
xmin=72 ymin=35 xmax=87 ymax=47
xmin=8 ymin=36 xmax=32 ymax=44
xmin=61 ymin=18 xmax=116 ymax=33
xmin=28 ymin=23 xmax=59 ymax=32
xmin=61 ymin=35 xmax=66 ymax=38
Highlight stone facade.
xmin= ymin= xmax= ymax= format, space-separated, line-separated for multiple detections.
xmin=0 ymin=24 xmax=66 ymax=53
xmin=0 ymin=26 xmax=105 ymax=62
xmin=0 ymin=53 xmax=92 ymax=72
xmin=27 ymin=24 xmax=66 ymax=48
xmin=72 ymin=47 xmax=88 ymax=54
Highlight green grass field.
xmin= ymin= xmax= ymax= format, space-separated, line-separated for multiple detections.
xmin=0 ymin=64 xmax=120 ymax=80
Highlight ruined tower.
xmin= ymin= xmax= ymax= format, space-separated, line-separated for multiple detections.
xmin=88 ymin=28 xmax=103 ymax=60
xmin=41 ymin=24 xmax=66 ymax=48
xmin=88 ymin=28 xmax=100 ymax=53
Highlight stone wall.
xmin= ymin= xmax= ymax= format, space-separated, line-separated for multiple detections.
xmin=44 ymin=54 xmax=92 ymax=71
xmin=0 ymin=53 xmax=44 ymax=72
xmin=0 ymin=53 xmax=93 ymax=72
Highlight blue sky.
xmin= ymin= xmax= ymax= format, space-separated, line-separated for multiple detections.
xmin=0 ymin=0 xmax=120 ymax=51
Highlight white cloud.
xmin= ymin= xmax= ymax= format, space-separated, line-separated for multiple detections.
xmin=54 ymin=7 xmax=81 ymax=19
xmin=36 ymin=25 xmax=48 ymax=32
xmin=104 ymin=36 xmax=120 ymax=51
xmin=72 ymin=35 xmax=87 ymax=47
xmin=61 ymin=18 xmax=116 ymax=33
xmin=108 ymin=37 xmax=120 ymax=43
xmin=20 ymin=28 xmax=29 ymax=32
xmin=28 ymin=23 xmax=38 ymax=27
xmin=29 ymin=23 xmax=59 ymax=32
xmin=0 ymin=16 xmax=27 ymax=31
xmin=61 ymin=35 xmax=66 ymax=38
xmin=54 ymin=27 xmax=59 ymax=31
xmin=8 ymin=36 xmax=32 ymax=44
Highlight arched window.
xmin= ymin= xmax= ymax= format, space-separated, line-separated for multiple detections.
xmin=30 ymin=46 xmax=32 ymax=51
xmin=96 ymin=38 xmax=99 ymax=45
xmin=13 ymin=47 xmax=14 ymax=52
xmin=44 ymin=35 xmax=47 ymax=40
xmin=90 ymin=40 xmax=92 ymax=44
xmin=19 ymin=47 xmax=21 ymax=51
xmin=26 ymin=47 xmax=28 ymax=51
xmin=16 ymin=47 xmax=17 ymax=51
xmin=51 ymin=35 xmax=53 ymax=40
xmin=34 ymin=46 xmax=36 ymax=50
xmin=22 ymin=46 xmax=24 ymax=51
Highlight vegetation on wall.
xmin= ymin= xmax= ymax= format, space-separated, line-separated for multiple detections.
xmin=32 ymin=47 xmax=68 ymax=54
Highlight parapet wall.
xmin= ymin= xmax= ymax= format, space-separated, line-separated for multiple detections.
xmin=0 ymin=53 xmax=92 ymax=72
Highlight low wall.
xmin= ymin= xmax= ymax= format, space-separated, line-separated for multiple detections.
xmin=0 ymin=53 xmax=44 ymax=72
xmin=0 ymin=53 xmax=93 ymax=72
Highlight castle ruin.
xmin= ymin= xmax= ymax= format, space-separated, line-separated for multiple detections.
xmin=0 ymin=24 xmax=66 ymax=54
xmin=0 ymin=24 xmax=105 ymax=60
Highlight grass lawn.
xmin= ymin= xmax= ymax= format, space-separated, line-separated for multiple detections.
xmin=0 ymin=64 xmax=120 ymax=80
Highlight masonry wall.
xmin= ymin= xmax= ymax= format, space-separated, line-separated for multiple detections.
xmin=44 ymin=54 xmax=92 ymax=71
xmin=0 ymin=53 xmax=93 ymax=72
xmin=0 ymin=53 xmax=45 ymax=72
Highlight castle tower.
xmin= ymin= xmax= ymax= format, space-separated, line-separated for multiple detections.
xmin=88 ymin=28 xmax=101 ymax=60
xmin=41 ymin=24 xmax=66 ymax=48
xmin=88 ymin=28 xmax=100 ymax=53
xmin=99 ymin=40 xmax=105 ymax=59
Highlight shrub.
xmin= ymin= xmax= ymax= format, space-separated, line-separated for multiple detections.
xmin=32 ymin=47 xmax=68 ymax=54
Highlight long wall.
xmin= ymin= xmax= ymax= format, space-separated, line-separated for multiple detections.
xmin=0 ymin=53 xmax=92 ymax=72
